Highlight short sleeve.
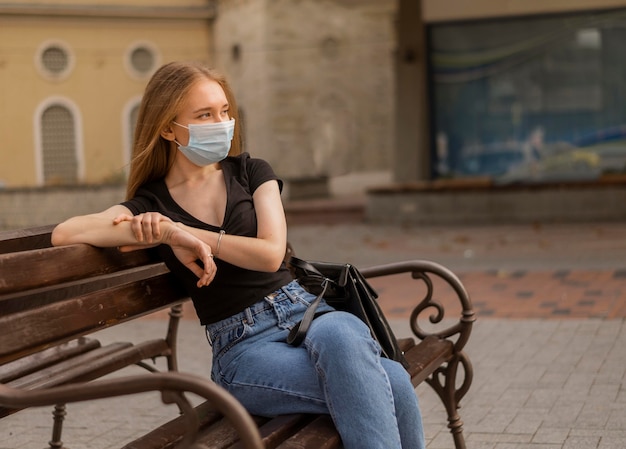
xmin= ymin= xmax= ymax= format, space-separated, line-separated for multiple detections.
xmin=120 ymin=186 xmax=157 ymax=215
xmin=245 ymin=155 xmax=283 ymax=194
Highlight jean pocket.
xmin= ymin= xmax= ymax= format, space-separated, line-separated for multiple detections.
xmin=210 ymin=321 xmax=248 ymax=360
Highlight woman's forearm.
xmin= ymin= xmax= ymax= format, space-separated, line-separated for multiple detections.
xmin=52 ymin=216 xmax=139 ymax=247
xmin=179 ymin=224 xmax=285 ymax=272
xmin=51 ymin=205 xmax=155 ymax=248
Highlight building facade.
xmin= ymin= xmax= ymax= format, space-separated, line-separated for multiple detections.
xmin=0 ymin=0 xmax=214 ymax=188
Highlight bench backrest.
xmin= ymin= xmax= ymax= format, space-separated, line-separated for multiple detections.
xmin=0 ymin=225 xmax=189 ymax=365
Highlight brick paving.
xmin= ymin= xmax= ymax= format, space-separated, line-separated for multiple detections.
xmin=370 ymin=269 xmax=626 ymax=320
xmin=458 ymin=269 xmax=626 ymax=319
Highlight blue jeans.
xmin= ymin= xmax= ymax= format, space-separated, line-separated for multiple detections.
xmin=205 ymin=280 xmax=425 ymax=449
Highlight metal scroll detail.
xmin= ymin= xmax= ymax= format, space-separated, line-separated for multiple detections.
xmin=406 ymin=264 xmax=475 ymax=353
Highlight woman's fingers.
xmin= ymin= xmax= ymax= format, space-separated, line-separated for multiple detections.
xmin=113 ymin=212 xmax=172 ymax=243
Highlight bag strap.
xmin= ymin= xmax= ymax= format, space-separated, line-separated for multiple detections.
xmin=289 ymin=256 xmax=324 ymax=277
xmin=290 ymin=256 xmax=351 ymax=287
xmin=286 ymin=277 xmax=330 ymax=346
xmin=287 ymin=256 xmax=334 ymax=346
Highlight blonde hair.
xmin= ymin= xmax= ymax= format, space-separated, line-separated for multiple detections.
xmin=126 ymin=61 xmax=242 ymax=200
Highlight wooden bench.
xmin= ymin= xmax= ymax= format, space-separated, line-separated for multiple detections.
xmin=0 ymin=225 xmax=475 ymax=449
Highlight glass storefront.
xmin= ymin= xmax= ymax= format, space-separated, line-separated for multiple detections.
xmin=428 ymin=8 xmax=626 ymax=184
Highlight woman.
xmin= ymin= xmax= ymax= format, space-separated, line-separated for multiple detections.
xmin=52 ymin=61 xmax=425 ymax=449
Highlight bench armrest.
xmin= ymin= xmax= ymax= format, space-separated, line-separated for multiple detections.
xmin=361 ymin=260 xmax=476 ymax=353
xmin=0 ymin=371 xmax=263 ymax=449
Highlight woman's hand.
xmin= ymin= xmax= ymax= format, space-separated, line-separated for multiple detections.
xmin=114 ymin=213 xmax=216 ymax=287
xmin=165 ymin=226 xmax=217 ymax=288
xmin=113 ymin=212 xmax=173 ymax=245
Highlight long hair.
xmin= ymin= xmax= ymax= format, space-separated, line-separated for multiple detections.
xmin=126 ymin=61 xmax=242 ymax=200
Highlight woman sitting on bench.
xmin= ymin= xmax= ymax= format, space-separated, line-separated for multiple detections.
xmin=51 ymin=60 xmax=425 ymax=449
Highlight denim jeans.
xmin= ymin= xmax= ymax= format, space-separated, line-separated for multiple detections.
xmin=205 ymin=280 xmax=425 ymax=449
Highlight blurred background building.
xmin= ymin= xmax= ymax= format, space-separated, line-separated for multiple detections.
xmin=0 ymin=0 xmax=214 ymax=188
xmin=1 ymin=0 xmax=626 ymax=229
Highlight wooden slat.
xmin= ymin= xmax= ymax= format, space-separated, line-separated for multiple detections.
xmin=65 ymin=339 xmax=171 ymax=384
xmin=9 ymin=342 xmax=134 ymax=389
xmin=397 ymin=337 xmax=416 ymax=352
xmin=0 ymin=272 xmax=187 ymax=365
xmin=121 ymin=400 xmax=225 ymax=449
xmin=275 ymin=415 xmax=342 ymax=449
xmin=0 ymin=263 xmax=169 ymax=314
xmin=0 ymin=337 xmax=100 ymax=383
xmin=254 ymin=414 xmax=314 ymax=449
xmin=0 ymin=225 xmax=54 ymax=254
xmin=0 ymin=244 xmax=156 ymax=295
xmin=11 ymin=339 xmax=168 ymax=390
xmin=404 ymin=336 xmax=454 ymax=386
xmin=0 ymin=342 xmax=133 ymax=418
xmin=195 ymin=417 xmax=258 ymax=449
xmin=0 ymin=339 xmax=171 ymax=419
xmin=122 ymin=405 xmax=312 ymax=449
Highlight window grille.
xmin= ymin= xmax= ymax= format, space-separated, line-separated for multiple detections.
xmin=41 ymin=105 xmax=78 ymax=185
xmin=41 ymin=46 xmax=69 ymax=75
xmin=130 ymin=47 xmax=155 ymax=74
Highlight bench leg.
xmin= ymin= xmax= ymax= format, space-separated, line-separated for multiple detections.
xmin=426 ymin=352 xmax=473 ymax=449
xmin=165 ymin=304 xmax=184 ymax=372
xmin=47 ymin=403 xmax=67 ymax=449
xmin=135 ymin=304 xmax=184 ymax=374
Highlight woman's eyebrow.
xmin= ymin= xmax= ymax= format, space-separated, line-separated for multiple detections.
xmin=192 ymin=103 xmax=229 ymax=114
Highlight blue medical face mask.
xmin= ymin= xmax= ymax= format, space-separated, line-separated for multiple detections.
xmin=173 ymin=119 xmax=235 ymax=166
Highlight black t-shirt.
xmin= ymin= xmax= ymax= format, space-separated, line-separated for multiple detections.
xmin=121 ymin=153 xmax=294 ymax=325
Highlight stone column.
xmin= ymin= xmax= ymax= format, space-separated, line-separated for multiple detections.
xmin=394 ymin=0 xmax=431 ymax=183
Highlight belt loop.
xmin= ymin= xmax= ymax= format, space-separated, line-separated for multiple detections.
xmin=283 ymin=283 xmax=298 ymax=303
xmin=245 ymin=306 xmax=254 ymax=325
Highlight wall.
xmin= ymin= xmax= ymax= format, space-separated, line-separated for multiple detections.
xmin=367 ymin=180 xmax=626 ymax=224
xmin=214 ymin=0 xmax=396 ymax=197
xmin=0 ymin=185 xmax=125 ymax=230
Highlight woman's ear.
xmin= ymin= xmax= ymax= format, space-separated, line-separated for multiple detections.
xmin=160 ymin=126 xmax=175 ymax=141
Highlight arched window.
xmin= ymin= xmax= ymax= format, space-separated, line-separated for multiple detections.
xmin=35 ymin=98 xmax=83 ymax=185
xmin=41 ymin=105 xmax=77 ymax=184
